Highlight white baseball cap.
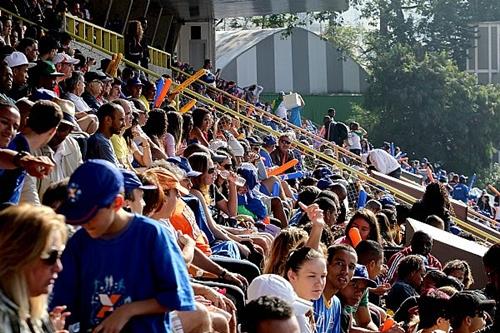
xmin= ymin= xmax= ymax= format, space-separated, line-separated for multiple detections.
xmin=4 ymin=52 xmax=35 ymax=69
xmin=53 ymin=53 xmax=80 ymax=65
xmin=247 ymin=274 xmax=312 ymax=316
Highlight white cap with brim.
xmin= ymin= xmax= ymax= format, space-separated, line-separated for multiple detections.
xmin=5 ymin=51 xmax=36 ymax=69
xmin=247 ymin=274 xmax=312 ymax=316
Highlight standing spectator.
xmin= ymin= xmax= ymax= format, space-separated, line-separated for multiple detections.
xmin=0 ymin=100 xmax=62 ymax=204
xmin=347 ymin=122 xmax=365 ymax=156
xmin=16 ymin=37 xmax=39 ymax=62
xmin=324 ymin=108 xmax=348 ymax=147
xmin=124 ymin=20 xmax=145 ymax=65
xmin=85 ymin=103 xmax=124 ymax=164
xmin=244 ymin=84 xmax=264 ymax=105
xmin=139 ymin=17 xmax=150 ymax=69
xmin=452 ymin=175 xmax=470 ymax=204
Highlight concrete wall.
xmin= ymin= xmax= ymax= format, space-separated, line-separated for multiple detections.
xmin=177 ymin=21 xmax=216 ymax=69
xmin=467 ymin=22 xmax=500 ymax=84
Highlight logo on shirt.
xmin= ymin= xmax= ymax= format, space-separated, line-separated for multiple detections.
xmin=67 ymin=182 xmax=82 ymax=203
xmin=91 ymin=276 xmax=131 ymax=325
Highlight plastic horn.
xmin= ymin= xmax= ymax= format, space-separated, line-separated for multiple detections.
xmin=348 ymin=227 xmax=362 ymax=248
xmin=153 ymin=78 xmax=165 ymax=104
xmin=170 ymin=69 xmax=206 ymax=95
xmin=488 ymin=184 xmax=500 ymax=196
xmin=380 ymin=318 xmax=395 ymax=332
xmin=279 ymin=171 xmax=304 ymax=180
xmin=154 ymin=78 xmax=172 ymax=108
xmin=267 ymin=159 xmax=299 ymax=177
xmin=426 ymin=166 xmax=435 ymax=183
xmin=180 ymin=99 xmax=197 ymax=113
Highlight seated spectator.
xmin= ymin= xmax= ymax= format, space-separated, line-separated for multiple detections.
xmin=62 ymin=71 xmax=98 ymax=134
xmin=334 ymin=209 xmax=382 ymax=246
xmin=0 ymin=61 xmax=15 ymax=104
xmin=447 ymin=291 xmax=494 ymax=333
xmin=164 ymin=110 xmax=183 ymax=157
xmin=142 ymin=108 xmax=168 ymax=160
xmin=140 ymin=80 xmax=155 ymax=111
xmin=0 ymin=100 xmax=62 ymax=204
xmin=263 ymin=227 xmax=308 ymax=275
xmin=29 ymin=60 xmax=64 ymax=97
xmin=0 ymin=204 xmax=68 ymax=332
xmin=5 ymin=51 xmax=32 ymax=101
xmin=53 ymin=52 xmax=79 ymax=96
xmin=425 ymin=214 xmax=445 ymax=230
xmin=410 ymin=182 xmax=452 ymax=231
xmin=51 ymin=159 xmax=196 ymax=332
xmin=16 ymin=37 xmax=39 ymax=62
xmin=126 ymin=77 xmax=143 ymax=99
xmin=21 ymin=98 xmax=82 ymax=204
xmin=82 ymin=70 xmax=108 ymax=110
xmin=86 ymin=103 xmax=123 ymax=164
xmin=241 ymin=295 xmax=300 ymax=333
xmin=385 ymin=255 xmax=425 ymax=311
xmin=387 ymin=231 xmax=442 ymax=283
xmin=189 ymin=107 xmax=212 ymax=147
xmin=414 ymin=289 xmax=450 ymax=333
xmin=443 ymin=259 xmax=474 ymax=289
xmin=248 ymin=274 xmax=315 ymax=333
xmin=37 ymin=35 xmax=59 ymax=62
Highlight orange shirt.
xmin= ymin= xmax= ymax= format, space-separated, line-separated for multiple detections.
xmin=170 ymin=200 xmax=212 ymax=256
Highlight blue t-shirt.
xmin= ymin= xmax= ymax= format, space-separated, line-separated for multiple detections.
xmin=289 ymin=106 xmax=302 ymax=127
xmin=50 ymin=214 xmax=195 ymax=333
xmin=0 ymin=134 xmax=29 ymax=204
xmin=313 ymin=294 xmax=342 ymax=333
xmin=452 ymin=183 xmax=469 ymax=203
xmin=86 ymin=132 xmax=119 ymax=165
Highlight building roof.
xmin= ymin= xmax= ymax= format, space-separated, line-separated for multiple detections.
xmin=161 ymin=0 xmax=348 ymax=19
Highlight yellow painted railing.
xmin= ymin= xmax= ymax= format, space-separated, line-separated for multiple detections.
xmin=3 ymin=6 xmax=498 ymax=244
xmin=65 ymin=13 xmax=170 ymax=69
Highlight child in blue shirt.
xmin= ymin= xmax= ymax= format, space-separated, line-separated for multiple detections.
xmin=51 ymin=159 xmax=195 ymax=332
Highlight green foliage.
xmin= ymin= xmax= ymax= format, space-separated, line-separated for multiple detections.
xmin=477 ymin=163 xmax=500 ymax=191
xmin=359 ymin=44 xmax=500 ymax=175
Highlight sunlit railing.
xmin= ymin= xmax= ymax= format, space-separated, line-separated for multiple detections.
xmin=3 ymin=5 xmax=498 ymax=245
xmin=65 ymin=13 xmax=169 ymax=69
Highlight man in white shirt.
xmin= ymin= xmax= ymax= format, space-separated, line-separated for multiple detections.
xmin=361 ymin=148 xmax=401 ymax=179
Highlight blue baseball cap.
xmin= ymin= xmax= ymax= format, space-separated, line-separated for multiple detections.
xmin=167 ymin=156 xmax=202 ymax=177
xmin=352 ymin=265 xmax=377 ymax=288
xmin=121 ymin=169 xmax=157 ymax=195
xmin=247 ymin=136 xmax=263 ymax=146
xmin=317 ymin=177 xmax=335 ymax=190
xmin=58 ymin=160 xmax=124 ymax=225
xmin=263 ymin=135 xmax=277 ymax=146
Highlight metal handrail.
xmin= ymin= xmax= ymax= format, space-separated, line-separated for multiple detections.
xmin=4 ymin=6 xmax=497 ymax=244
xmin=65 ymin=13 xmax=170 ymax=68
xmin=169 ymin=66 xmax=364 ymax=164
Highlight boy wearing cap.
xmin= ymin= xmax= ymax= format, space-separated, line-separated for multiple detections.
xmin=122 ymin=168 xmax=156 ymax=214
xmin=447 ymin=291 xmax=494 ymax=333
xmin=337 ymin=265 xmax=378 ymax=333
xmin=51 ymin=159 xmax=195 ymax=332
xmin=248 ymin=274 xmax=315 ymax=333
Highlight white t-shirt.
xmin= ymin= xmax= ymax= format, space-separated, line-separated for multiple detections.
xmin=348 ymin=131 xmax=362 ymax=150
xmin=275 ymin=101 xmax=287 ymax=120
xmin=367 ymin=149 xmax=400 ymax=175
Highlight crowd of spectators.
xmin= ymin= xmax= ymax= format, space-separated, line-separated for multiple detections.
xmin=1 ymin=6 xmax=500 ymax=333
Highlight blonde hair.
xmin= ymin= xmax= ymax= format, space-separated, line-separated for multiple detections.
xmin=263 ymin=227 xmax=308 ymax=275
xmin=0 ymin=204 xmax=67 ymax=322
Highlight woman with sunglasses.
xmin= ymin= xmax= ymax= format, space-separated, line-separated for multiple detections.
xmin=0 ymin=204 xmax=69 ymax=332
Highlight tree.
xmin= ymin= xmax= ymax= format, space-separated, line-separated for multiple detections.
xmin=357 ymin=44 xmax=500 ymax=175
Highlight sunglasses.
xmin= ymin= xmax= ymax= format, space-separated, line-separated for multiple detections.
xmin=40 ymin=249 xmax=64 ymax=266
xmin=208 ymin=167 xmax=216 ymax=174
xmin=280 ymin=140 xmax=291 ymax=145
